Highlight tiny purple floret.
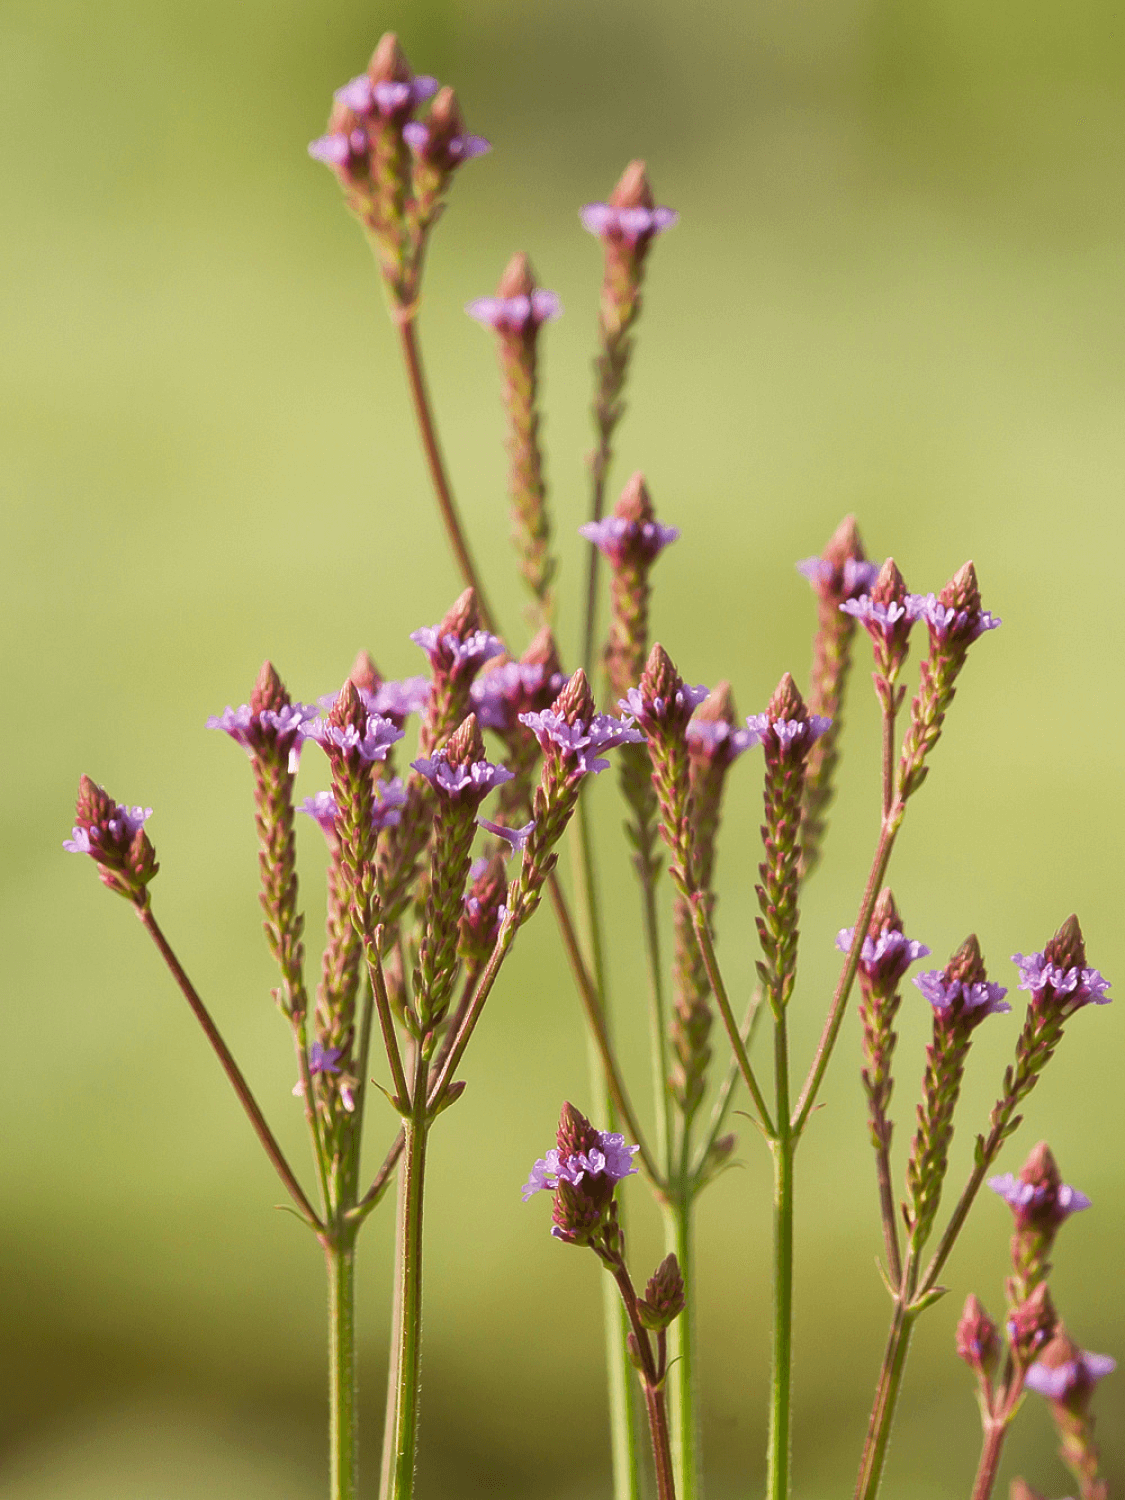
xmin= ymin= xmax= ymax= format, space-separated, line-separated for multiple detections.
xmin=915 ymin=594 xmax=1002 ymax=642
xmin=412 ymin=755 xmax=513 ymax=799
xmin=207 ymin=702 xmax=317 ymax=756
xmin=620 ymin=683 xmax=709 ymax=724
xmin=686 ymin=718 xmax=757 ymax=760
xmin=836 ymin=926 xmax=931 ymax=981
xmin=578 ymin=515 xmax=680 ymax=566
xmin=333 ymin=73 xmax=438 ymax=117
xmin=308 ymin=130 xmax=369 ymax=168
xmin=470 ymin=661 xmax=567 ymax=732
xmin=522 ymin=1131 xmax=639 ymax=1202
xmin=477 ymin=817 xmax=535 ymax=853
xmin=309 ymin=1042 xmax=343 ymax=1075
xmin=797 ymin=556 xmax=879 ymax=597
xmin=519 ymin=709 xmax=644 ymax=777
xmin=580 ymin=203 xmax=679 ymax=243
xmin=64 ymin=803 xmax=152 ymax=855
xmin=840 ymin=593 xmax=928 ymax=638
xmin=1012 ymin=951 xmax=1112 ymax=1010
xmin=297 ymin=713 xmax=404 ymax=770
xmin=914 ymin=970 xmax=1010 ymax=1019
xmin=745 ymin=713 xmax=832 ymax=751
xmin=402 ymin=121 xmax=490 ymax=160
xmin=410 ymin=625 xmax=505 ymax=675
xmin=987 ymin=1173 xmax=1091 ymax=1221
xmin=1024 ymin=1350 xmax=1116 ymax=1401
xmin=466 ymin=291 xmax=562 ymax=334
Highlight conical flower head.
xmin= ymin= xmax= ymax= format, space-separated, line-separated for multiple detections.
xmin=624 ymin=642 xmax=708 ymax=735
xmin=580 ymin=471 xmax=680 ymax=568
xmin=65 ymin=775 xmax=158 ymax=898
xmin=956 ymin=1293 xmax=999 ymax=1375
xmin=1045 ymin=915 xmax=1087 ymax=972
xmin=404 ymin=86 xmax=489 ymax=169
xmin=467 ymin=252 xmax=561 ymax=334
xmin=348 ymin=650 xmax=383 ymax=697
xmin=581 ymin=159 xmax=678 ymax=244
xmin=328 ymin=680 xmax=366 ymax=735
xmin=837 ymin=887 xmax=930 ymax=991
xmin=412 ymin=714 xmax=512 ymax=803
xmin=1013 ymin=914 xmax=1111 ymax=1014
xmin=554 ymin=667 xmax=596 ymax=725
xmin=612 ymin=160 xmax=656 ymax=211
xmin=917 ymin=560 xmax=1002 ymax=648
xmin=557 ymin=1100 xmax=603 ymax=1160
xmin=747 ymin=672 xmax=831 ymax=766
xmin=637 ymin=1252 xmax=686 ymax=1331
xmin=1008 ymin=1282 xmax=1058 ymax=1362
xmin=250 ymin=661 xmax=291 ymax=716
xmin=797 ymin=515 xmax=878 ymax=602
xmin=989 ymin=1141 xmax=1091 ymax=1232
xmin=522 ymin=1102 xmax=639 ymax=1245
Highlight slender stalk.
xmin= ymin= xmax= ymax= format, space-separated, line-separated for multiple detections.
xmin=396 ymin=314 xmax=498 ymax=633
xmin=689 ymin=900 xmax=775 ymax=1138
xmin=379 ymin=1164 xmax=408 ymax=1500
xmin=353 ymin=1131 xmax=406 ymax=1222
xmin=610 ymin=1262 xmax=679 ymax=1500
xmin=880 ymin=700 xmax=896 ymax=822
xmin=640 ymin=859 xmax=671 ymax=1174
xmin=917 ymin=1121 xmax=1011 ymax=1296
xmin=364 ymin=933 xmax=410 ymax=1111
xmin=854 ymin=1292 xmax=917 ymax=1500
xmin=547 ymin=875 xmax=660 ymax=1183
xmin=350 ymin=975 xmax=376 ymax=1136
xmin=603 ymin=1245 xmax=644 ymax=1500
xmin=970 ymin=1420 xmax=1008 ymax=1500
xmin=389 ymin=1047 xmax=429 ymax=1500
xmin=690 ymin=987 xmax=764 ymax=1180
xmin=873 ymin=1131 xmax=903 ymax=1291
xmin=792 ymin=818 xmax=898 ymax=1134
xmin=137 ymin=904 xmax=322 ymax=1229
xmin=581 ymin=440 xmax=612 ymax=677
xmin=665 ymin=1194 xmax=699 ymax=1500
xmin=767 ymin=1016 xmax=794 ymax=1500
xmin=327 ymin=1234 xmax=359 ymax=1500
xmin=292 ymin=1010 xmax=332 ymax=1218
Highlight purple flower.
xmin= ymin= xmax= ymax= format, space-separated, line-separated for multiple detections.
xmin=477 ymin=817 xmax=535 ymax=853
xmin=686 ymin=717 xmax=757 ymax=760
xmin=519 ymin=709 xmax=643 ymax=776
xmin=988 ymin=1173 xmax=1091 ymax=1224
xmin=916 ymin=594 xmax=1002 ymax=643
xmin=207 ymin=701 xmax=317 ymax=756
xmin=297 ymin=713 xmax=404 ymax=770
xmin=471 ymin=661 xmax=567 ymax=733
xmin=410 ymin=624 xmax=505 ymax=676
xmin=620 ymin=682 xmax=709 ymax=729
xmin=745 ymin=713 xmax=832 ymax=752
xmin=840 ymin=593 xmax=928 ymax=639
xmin=373 ymin=676 xmax=430 ymax=723
xmin=298 ymin=780 xmax=406 ymax=839
xmin=914 ymin=970 xmax=1011 ymax=1020
xmin=412 ymin=754 xmax=513 ymax=800
xmin=837 ymin=926 xmax=931 ymax=984
xmin=308 ymin=129 xmax=369 ymax=170
xmin=580 ymin=202 xmax=679 ymax=243
xmin=521 ymin=1132 xmax=639 ymax=1202
xmin=466 ymin=290 xmax=561 ymax=333
xmin=402 ymin=120 xmax=490 ymax=160
xmin=64 ymin=803 xmax=152 ymax=855
xmin=578 ymin=515 xmax=680 ymax=567
xmin=309 ymin=1042 xmax=343 ymax=1075
xmin=1012 ymin=950 xmax=1112 ymax=1011
xmin=797 ymin=555 xmax=879 ymax=598
xmin=1025 ymin=1349 xmax=1116 ymax=1402
xmin=334 ymin=73 xmax=438 ymax=117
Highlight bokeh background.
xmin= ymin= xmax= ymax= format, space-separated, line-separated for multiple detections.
xmin=4 ymin=0 xmax=1125 ymax=1494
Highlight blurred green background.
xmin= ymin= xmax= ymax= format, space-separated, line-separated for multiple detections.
xmin=4 ymin=0 xmax=1124 ymax=1494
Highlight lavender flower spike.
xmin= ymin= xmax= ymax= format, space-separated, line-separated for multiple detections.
xmin=1025 ymin=1344 xmax=1116 ymax=1402
xmin=579 ymin=513 xmax=680 ymax=567
xmin=915 ymin=968 xmax=1010 ymax=1021
xmin=989 ymin=1171 xmax=1090 ymax=1225
xmin=412 ymin=752 xmax=513 ymax=801
xmin=467 ymin=288 xmax=561 ymax=334
xmin=1013 ymin=946 xmax=1112 ymax=1013
xmin=522 ymin=1104 xmax=639 ymax=1202
xmin=298 ymin=709 xmax=404 ymax=769
xmin=837 ymin=923 xmax=931 ymax=988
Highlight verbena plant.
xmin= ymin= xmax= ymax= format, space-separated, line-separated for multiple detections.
xmin=64 ymin=33 xmax=1116 ymax=1500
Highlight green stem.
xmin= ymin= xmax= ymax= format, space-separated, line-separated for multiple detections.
xmin=767 ymin=1016 xmax=794 ymax=1500
xmin=379 ymin=1164 xmax=408 ymax=1500
xmin=389 ymin=1048 xmax=429 ymax=1500
xmin=664 ymin=1195 xmax=699 ymax=1500
xmin=970 ymin=1419 xmax=1008 ymax=1500
xmin=396 ymin=314 xmax=498 ymax=634
xmin=690 ymin=986 xmax=764 ymax=1180
xmin=854 ymin=1292 xmax=917 ymax=1500
xmin=603 ymin=1246 xmax=644 ymax=1500
xmin=640 ymin=853 xmax=671 ymax=1176
xmin=689 ymin=900 xmax=775 ymax=1138
xmin=326 ymin=1234 xmax=359 ymax=1500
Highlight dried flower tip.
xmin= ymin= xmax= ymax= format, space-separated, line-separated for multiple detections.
xmin=403 ymin=87 xmax=489 ymax=167
xmin=796 ymin=515 xmax=878 ymax=601
xmin=581 ymin=160 xmax=678 ymax=244
xmin=637 ymin=1253 xmax=686 ymax=1331
xmin=686 ymin=681 xmax=757 ymax=764
xmin=1008 ymin=1282 xmax=1058 ymax=1361
xmin=915 ymin=935 xmax=1009 ymax=1026
xmin=956 ymin=1294 xmax=1000 ymax=1375
xmin=477 ymin=817 xmax=535 ymax=853
xmin=1025 ymin=1327 xmax=1116 ymax=1406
